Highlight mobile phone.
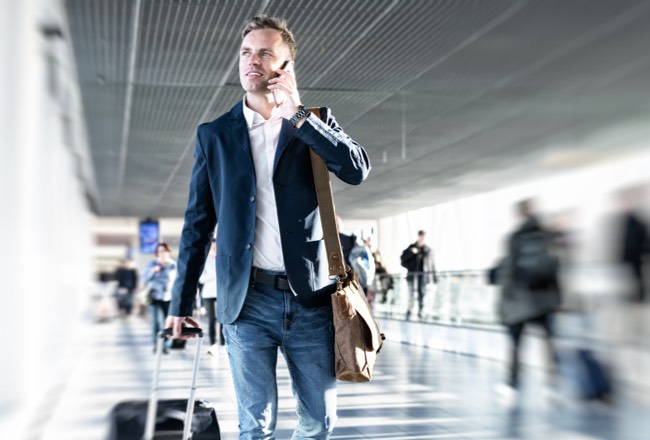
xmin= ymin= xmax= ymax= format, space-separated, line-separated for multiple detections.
xmin=272 ymin=60 xmax=291 ymax=107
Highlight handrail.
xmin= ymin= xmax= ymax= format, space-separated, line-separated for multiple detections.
xmin=372 ymin=262 xmax=642 ymax=327
xmin=372 ymin=269 xmax=498 ymax=325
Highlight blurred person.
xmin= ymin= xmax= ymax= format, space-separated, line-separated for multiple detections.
xmin=349 ymin=236 xmax=376 ymax=305
xmin=165 ymin=14 xmax=370 ymax=439
xmin=373 ymin=247 xmax=393 ymax=304
xmin=114 ymin=258 xmax=138 ymax=316
xmin=96 ymin=271 xmax=118 ymax=323
xmin=400 ymin=230 xmax=437 ymax=319
xmin=143 ymin=242 xmax=177 ymax=354
xmin=336 ymin=216 xmax=357 ymax=267
xmin=499 ymin=199 xmax=561 ymax=391
xmin=615 ymin=186 xmax=649 ymax=302
xmin=198 ymin=238 xmax=224 ymax=354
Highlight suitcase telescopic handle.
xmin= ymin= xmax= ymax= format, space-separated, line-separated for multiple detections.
xmin=160 ymin=327 xmax=204 ymax=338
xmin=145 ymin=327 xmax=204 ymax=440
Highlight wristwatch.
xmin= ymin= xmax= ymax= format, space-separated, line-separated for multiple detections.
xmin=289 ymin=105 xmax=310 ymax=127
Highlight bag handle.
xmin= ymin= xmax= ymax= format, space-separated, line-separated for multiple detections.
xmin=308 ymin=108 xmax=347 ymax=278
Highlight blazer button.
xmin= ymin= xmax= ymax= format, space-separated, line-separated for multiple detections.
xmin=245 ymin=244 xmax=252 ymax=250
xmin=249 ymin=196 xmax=255 ymax=203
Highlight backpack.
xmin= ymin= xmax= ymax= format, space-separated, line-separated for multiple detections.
xmin=400 ymin=246 xmax=416 ymax=270
xmin=511 ymin=232 xmax=559 ymax=290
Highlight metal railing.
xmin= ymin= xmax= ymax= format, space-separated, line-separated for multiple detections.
xmin=371 ymin=270 xmax=500 ymax=326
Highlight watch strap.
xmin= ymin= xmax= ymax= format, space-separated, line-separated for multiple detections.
xmin=289 ymin=105 xmax=309 ymax=127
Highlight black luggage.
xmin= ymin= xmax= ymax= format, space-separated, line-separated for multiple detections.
xmin=171 ymin=338 xmax=187 ymax=350
xmin=574 ymin=349 xmax=612 ymax=400
xmin=108 ymin=328 xmax=221 ymax=439
xmin=561 ymin=347 xmax=613 ymax=402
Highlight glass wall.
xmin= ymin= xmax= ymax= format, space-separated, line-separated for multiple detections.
xmin=374 ymin=150 xmax=650 ymax=326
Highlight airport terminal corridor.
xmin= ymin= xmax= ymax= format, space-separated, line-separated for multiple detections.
xmin=4 ymin=1 xmax=650 ymax=439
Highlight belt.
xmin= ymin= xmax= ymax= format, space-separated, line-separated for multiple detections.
xmin=250 ymin=267 xmax=291 ymax=291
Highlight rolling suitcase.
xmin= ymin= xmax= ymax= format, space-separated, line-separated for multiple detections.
xmin=574 ymin=348 xmax=612 ymax=401
xmin=108 ymin=327 xmax=221 ymax=439
xmin=560 ymin=347 xmax=613 ymax=402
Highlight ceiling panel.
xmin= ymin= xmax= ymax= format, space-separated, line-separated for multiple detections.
xmin=63 ymin=0 xmax=650 ymax=219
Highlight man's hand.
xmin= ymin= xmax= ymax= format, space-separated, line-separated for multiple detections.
xmin=268 ymin=60 xmax=302 ymax=119
xmin=165 ymin=315 xmax=200 ymax=339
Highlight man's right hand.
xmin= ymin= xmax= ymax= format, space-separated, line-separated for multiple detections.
xmin=165 ymin=315 xmax=200 ymax=339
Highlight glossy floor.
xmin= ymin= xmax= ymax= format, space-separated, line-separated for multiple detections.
xmin=36 ymin=315 xmax=649 ymax=439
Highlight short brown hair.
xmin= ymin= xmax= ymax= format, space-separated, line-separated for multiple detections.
xmin=242 ymin=15 xmax=297 ymax=60
xmin=155 ymin=242 xmax=171 ymax=255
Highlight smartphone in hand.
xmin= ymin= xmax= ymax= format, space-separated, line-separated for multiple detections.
xmin=272 ymin=60 xmax=290 ymax=107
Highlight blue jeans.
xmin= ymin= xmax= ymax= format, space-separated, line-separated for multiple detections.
xmin=149 ymin=299 xmax=172 ymax=351
xmin=223 ymin=269 xmax=337 ymax=439
xmin=407 ymin=272 xmax=426 ymax=317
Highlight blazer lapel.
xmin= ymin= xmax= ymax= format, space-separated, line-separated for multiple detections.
xmin=225 ymin=101 xmax=252 ymax=156
xmin=273 ymin=119 xmax=297 ymax=174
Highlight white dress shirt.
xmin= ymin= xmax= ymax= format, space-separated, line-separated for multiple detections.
xmin=242 ymin=98 xmax=285 ymax=271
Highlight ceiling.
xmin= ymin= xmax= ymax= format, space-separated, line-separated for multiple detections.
xmin=64 ymin=0 xmax=650 ymax=220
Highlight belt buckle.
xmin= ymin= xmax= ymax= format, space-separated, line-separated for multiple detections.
xmin=274 ymin=275 xmax=287 ymax=291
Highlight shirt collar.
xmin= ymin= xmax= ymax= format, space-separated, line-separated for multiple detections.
xmin=242 ymin=96 xmax=282 ymax=129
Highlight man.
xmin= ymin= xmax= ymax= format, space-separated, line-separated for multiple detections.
xmin=166 ymin=15 xmax=370 ymax=439
xmin=372 ymin=246 xmax=393 ymax=304
xmin=499 ymin=199 xmax=560 ymax=390
xmin=616 ymin=187 xmax=649 ymax=302
xmin=114 ymin=258 xmax=138 ymax=316
xmin=400 ymin=230 xmax=436 ymax=319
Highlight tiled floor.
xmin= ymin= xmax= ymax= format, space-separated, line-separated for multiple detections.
xmin=35 ymin=315 xmax=649 ymax=439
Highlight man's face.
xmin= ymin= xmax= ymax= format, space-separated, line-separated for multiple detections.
xmin=239 ymin=28 xmax=290 ymax=96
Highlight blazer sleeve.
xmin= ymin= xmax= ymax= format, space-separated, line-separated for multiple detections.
xmin=169 ymin=125 xmax=217 ymax=316
xmin=295 ymin=107 xmax=370 ymax=185
xmin=163 ymin=263 xmax=177 ymax=302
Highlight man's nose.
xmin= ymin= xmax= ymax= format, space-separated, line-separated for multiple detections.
xmin=247 ymin=54 xmax=261 ymax=66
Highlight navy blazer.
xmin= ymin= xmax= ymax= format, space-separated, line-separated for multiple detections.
xmin=170 ymin=102 xmax=370 ymax=324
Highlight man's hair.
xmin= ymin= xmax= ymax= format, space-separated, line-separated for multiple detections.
xmin=156 ymin=242 xmax=171 ymax=254
xmin=417 ymin=230 xmax=426 ymax=237
xmin=242 ymin=14 xmax=297 ymax=60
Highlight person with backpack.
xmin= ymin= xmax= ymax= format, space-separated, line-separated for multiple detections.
xmin=114 ymin=258 xmax=138 ymax=316
xmin=499 ymin=199 xmax=561 ymax=391
xmin=400 ymin=230 xmax=437 ymax=319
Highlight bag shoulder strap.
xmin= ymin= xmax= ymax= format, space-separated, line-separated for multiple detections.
xmin=308 ymin=107 xmax=347 ymax=277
